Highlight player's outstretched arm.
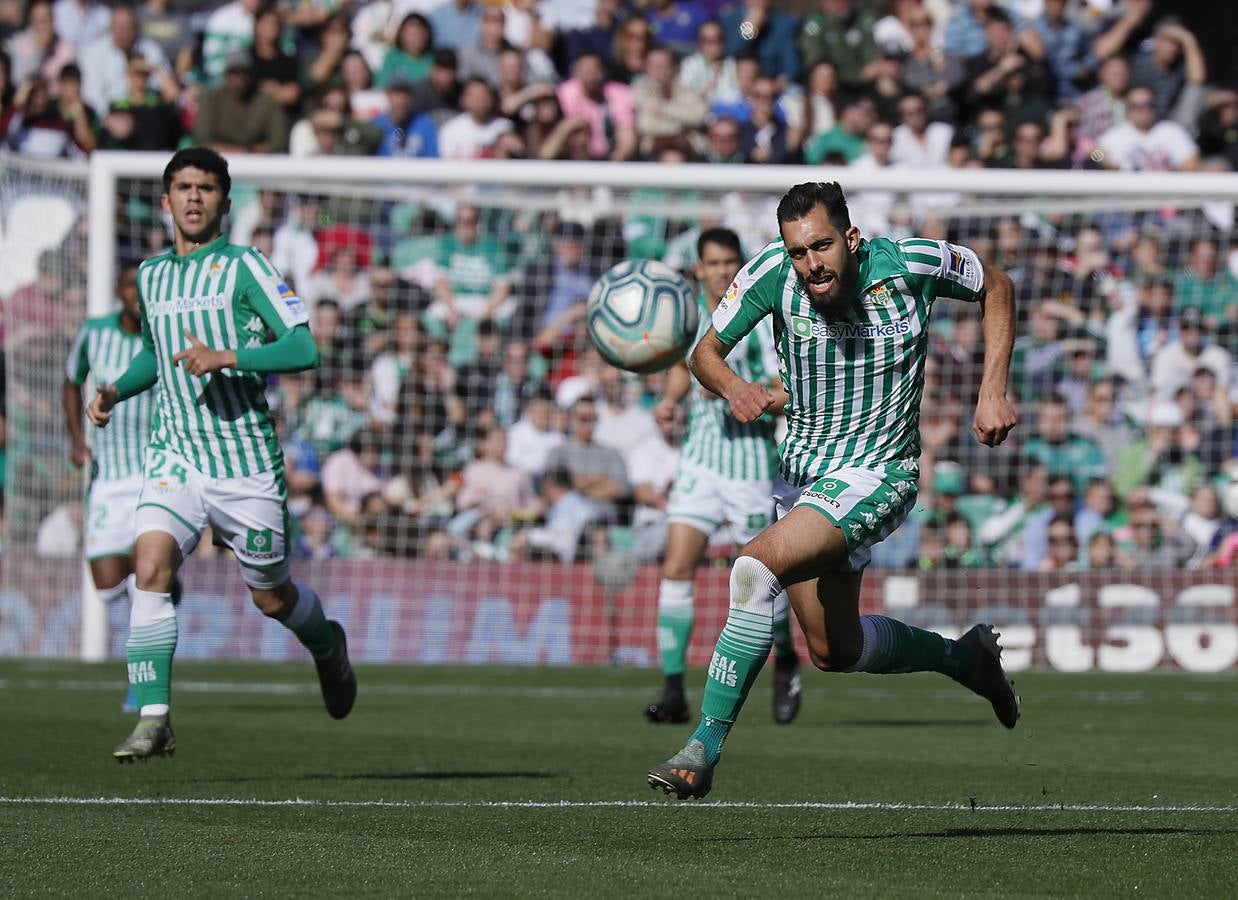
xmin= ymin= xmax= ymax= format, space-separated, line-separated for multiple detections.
xmin=973 ymin=262 xmax=1018 ymax=447
xmin=689 ymin=327 xmax=776 ymax=425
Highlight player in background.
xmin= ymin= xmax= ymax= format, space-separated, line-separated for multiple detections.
xmin=649 ymin=182 xmax=1021 ymax=799
xmin=63 ymin=262 xmax=178 ymax=712
xmin=647 ymin=227 xmax=803 ymax=726
xmin=88 ymin=147 xmax=356 ymax=762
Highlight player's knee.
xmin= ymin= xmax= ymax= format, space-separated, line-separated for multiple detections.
xmin=133 ymin=554 xmax=174 ymax=593
xmin=662 ymin=557 xmax=695 ymax=581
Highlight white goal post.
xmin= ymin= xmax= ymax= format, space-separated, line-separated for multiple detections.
xmin=4 ymin=150 xmax=1235 ymax=669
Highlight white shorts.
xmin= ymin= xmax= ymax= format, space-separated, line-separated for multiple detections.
xmin=85 ymin=474 xmax=142 ymax=561
xmin=666 ymin=459 xmax=774 ymax=545
xmin=134 ymin=448 xmax=290 ymax=589
xmin=773 ymin=464 xmax=918 ymax=572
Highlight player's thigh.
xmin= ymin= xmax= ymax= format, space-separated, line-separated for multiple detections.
xmin=133 ymin=449 xmax=207 ymax=581
xmin=133 ymin=530 xmax=184 ymax=592
xmin=204 ymin=469 xmax=291 ymax=591
xmin=662 ymin=521 xmax=710 ymax=581
xmin=741 ymin=505 xmax=850 ymax=586
xmin=84 ymin=475 xmax=142 ymax=587
xmin=784 ymin=573 xmax=865 ymax=671
xmin=720 ymin=475 xmax=775 ymax=545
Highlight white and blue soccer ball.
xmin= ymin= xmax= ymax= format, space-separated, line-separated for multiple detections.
xmin=586 ymin=259 xmax=699 ymax=374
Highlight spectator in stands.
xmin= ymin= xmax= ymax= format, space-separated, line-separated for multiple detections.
xmin=677 ymin=19 xmax=740 ymax=109
xmin=430 ymin=0 xmax=481 ymax=53
xmin=783 ymin=59 xmax=838 ymax=148
xmin=140 ymin=0 xmax=194 ymax=80
xmin=740 ymin=75 xmax=794 ymax=164
xmin=608 ymin=14 xmax=651 ymax=85
xmin=1076 ymin=478 xmax=1120 ymax=549
xmin=890 ymin=92 xmax=952 ymax=168
xmin=873 ymin=0 xmax=921 ymax=54
xmin=1007 ymin=120 xmax=1048 ymax=170
xmin=293 ymin=362 xmax=373 ymax=465
xmin=351 ymin=262 xmax=427 ymax=354
xmin=972 ymin=106 xmax=1011 ymax=166
xmin=322 ymin=430 xmax=387 ymax=527
xmin=2 ymin=71 xmax=91 ymax=157
xmin=562 ymin=0 xmax=620 ymax=68
xmin=902 ymin=8 xmax=962 ymax=124
xmin=698 ymin=114 xmax=743 ymax=164
xmin=302 ymin=244 xmax=371 ymax=315
xmin=438 ymin=76 xmax=513 ymax=158
xmin=447 ymin=425 xmax=540 ymax=547
xmin=1071 ymin=378 xmax=1135 ymax=475
xmin=798 ymin=0 xmax=874 ymax=93
xmin=633 ymin=45 xmax=707 ymax=157
xmin=251 ymin=5 xmax=300 ymax=118
xmin=979 ymin=460 xmax=1049 ymax=568
xmin=1114 ymin=403 xmax=1203 ymax=501
xmin=544 ymin=397 xmax=630 ymax=524
xmin=374 ymin=73 xmax=439 ymax=157
xmin=803 ymin=95 xmax=874 ymax=164
xmin=1075 ymin=54 xmax=1129 ymax=156
xmin=645 ymin=0 xmax=709 ymax=60
xmin=1124 ymin=499 xmax=1195 ymax=568
xmin=845 ymin=121 xmax=896 ymax=236
xmin=512 ymin=219 xmax=592 ymax=343
xmin=1130 ymin=18 xmax=1206 ymax=121
xmin=1187 ymin=368 xmax=1233 ymax=471
xmin=432 ymin=203 xmax=512 ymax=323
xmin=722 ymin=0 xmax=799 ymax=88
xmin=1180 ymin=484 xmax=1231 ymax=567
xmin=1096 ymin=85 xmax=1199 ymax=171
xmin=593 ymin=365 xmax=661 ymax=477
xmin=99 ymin=52 xmax=179 ymax=151
xmin=193 ymin=51 xmax=289 ymax=154
xmin=201 ymin=0 xmax=260 ymax=85
xmin=557 ymin=52 xmax=636 ymax=161
xmin=867 ymin=46 xmax=909 ymax=123
xmin=507 ymin=386 xmax=565 ymax=479
xmin=1172 ymin=236 xmax=1237 ymax=326
xmin=1198 ymin=89 xmax=1238 ymax=171
xmin=1010 ymin=301 xmax=1066 ymax=404
xmin=491 ymin=340 xmax=540 ymax=429
xmin=368 ymin=311 xmax=420 ymax=426
xmin=1025 ymin=393 xmax=1107 ymax=492
xmin=52 ymin=0 xmax=109 ymax=50
xmin=78 ymin=4 xmax=168 ymax=117
xmin=1032 ymin=0 xmax=1092 ymax=104
xmin=1149 ymin=307 xmax=1231 ymax=400
xmin=458 ymin=5 xmax=509 ymax=89
xmin=377 ymin=13 xmax=434 ymax=88
xmin=963 ymin=8 xmax=1050 ymax=126
xmin=1039 ymin=513 xmax=1081 ymax=571
xmin=1085 ymin=530 xmax=1123 ymax=569
xmin=497 ymin=46 xmax=555 ymax=126
xmin=9 ymin=1 xmax=75 ymax=89
xmin=514 ymin=464 xmax=603 ymax=563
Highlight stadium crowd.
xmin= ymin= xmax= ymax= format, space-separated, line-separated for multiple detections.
xmin=0 ymin=0 xmax=1235 ymax=571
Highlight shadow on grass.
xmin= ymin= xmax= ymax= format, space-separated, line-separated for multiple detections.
xmin=702 ymin=826 xmax=1237 ymax=842
xmin=166 ymin=770 xmax=557 ymax=784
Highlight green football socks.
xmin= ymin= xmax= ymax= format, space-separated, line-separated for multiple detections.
xmin=127 ymin=589 xmax=177 ymax=715
xmin=656 ymin=579 xmax=694 ymax=677
xmin=849 ymin=615 xmax=974 ymax=681
xmin=282 ymin=582 xmax=337 ymax=660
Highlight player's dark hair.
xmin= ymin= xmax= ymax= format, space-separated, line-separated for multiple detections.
xmin=162 ymin=147 xmax=231 ymax=198
xmin=697 ymin=227 xmax=742 ymax=259
xmin=777 ymin=182 xmax=851 ymax=232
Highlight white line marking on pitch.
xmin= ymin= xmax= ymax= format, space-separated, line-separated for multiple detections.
xmin=0 ymin=797 xmax=1232 ymax=813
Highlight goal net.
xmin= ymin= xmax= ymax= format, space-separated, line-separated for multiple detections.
xmin=1 ymin=152 xmax=1235 ymax=673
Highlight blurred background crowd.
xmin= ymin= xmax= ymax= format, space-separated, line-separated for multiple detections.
xmin=0 ymin=0 xmax=1235 ymax=573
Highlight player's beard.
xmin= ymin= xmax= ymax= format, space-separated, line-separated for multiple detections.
xmin=802 ymin=259 xmax=857 ymax=317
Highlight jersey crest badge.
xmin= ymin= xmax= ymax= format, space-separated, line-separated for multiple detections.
xmin=867 ymin=284 xmax=890 ymax=306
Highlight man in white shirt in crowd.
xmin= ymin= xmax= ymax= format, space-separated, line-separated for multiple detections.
xmin=1097 ymin=84 xmax=1199 ymax=171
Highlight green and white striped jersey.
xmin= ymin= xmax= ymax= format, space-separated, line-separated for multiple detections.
xmin=681 ymin=291 xmax=779 ymax=480
xmin=713 ymin=236 xmax=985 ymax=485
xmin=136 ymin=235 xmax=310 ymax=479
xmin=66 ymin=312 xmax=155 ymax=481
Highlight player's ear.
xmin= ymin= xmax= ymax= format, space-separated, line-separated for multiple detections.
xmin=846 ymin=225 xmax=861 ymax=253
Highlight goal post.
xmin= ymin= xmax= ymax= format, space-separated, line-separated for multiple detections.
xmin=1 ymin=149 xmax=1234 ymax=671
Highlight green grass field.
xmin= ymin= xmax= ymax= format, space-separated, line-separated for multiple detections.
xmin=1 ymin=659 xmax=1234 ymax=898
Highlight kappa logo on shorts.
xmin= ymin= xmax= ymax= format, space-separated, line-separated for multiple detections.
xmin=244 ymin=527 xmax=280 ymax=560
xmin=746 ymin=513 xmax=768 ymax=530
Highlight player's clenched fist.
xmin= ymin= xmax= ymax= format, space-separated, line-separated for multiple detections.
xmin=973 ymin=393 xmax=1018 ymax=447
xmin=173 ymin=330 xmax=236 ymax=377
xmin=87 ymin=385 xmax=118 ymax=428
xmin=724 ymin=381 xmax=777 ymax=424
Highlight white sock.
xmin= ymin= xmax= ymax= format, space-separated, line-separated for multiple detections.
xmin=95 ymin=579 xmax=130 ymax=604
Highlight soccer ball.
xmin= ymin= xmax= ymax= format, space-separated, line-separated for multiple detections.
xmin=586 ymin=260 xmax=699 ymax=374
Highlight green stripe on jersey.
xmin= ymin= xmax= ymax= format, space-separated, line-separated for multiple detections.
xmin=137 ymin=235 xmax=310 ymax=479
xmin=681 ymin=293 xmax=777 ymax=480
xmin=712 ymin=237 xmax=984 ymax=485
xmin=66 ymin=313 xmax=155 ymax=481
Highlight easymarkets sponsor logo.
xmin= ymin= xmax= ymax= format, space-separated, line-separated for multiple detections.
xmin=790 ymin=316 xmax=910 ymax=340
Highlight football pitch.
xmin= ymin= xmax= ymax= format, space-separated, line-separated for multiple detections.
xmin=1 ymin=661 xmax=1234 ymax=897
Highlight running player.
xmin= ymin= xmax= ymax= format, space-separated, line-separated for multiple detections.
xmin=63 ymin=262 xmax=165 ymax=712
xmin=648 ymin=182 xmax=1021 ymax=799
xmin=88 ymin=148 xmax=356 ymax=762
xmin=647 ymin=227 xmax=803 ymax=726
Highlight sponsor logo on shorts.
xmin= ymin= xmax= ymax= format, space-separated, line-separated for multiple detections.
xmin=790 ymin=315 xmax=910 ymax=341
xmin=746 ymin=513 xmax=768 ymax=530
xmin=244 ymin=527 xmax=280 ymax=560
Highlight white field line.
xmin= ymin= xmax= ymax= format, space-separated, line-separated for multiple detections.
xmin=0 ymin=796 xmax=1233 ymax=813
xmin=0 ymin=676 xmax=1234 ymax=705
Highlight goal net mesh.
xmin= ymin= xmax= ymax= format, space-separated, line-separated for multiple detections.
xmin=1 ymin=154 xmax=1234 ymax=672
